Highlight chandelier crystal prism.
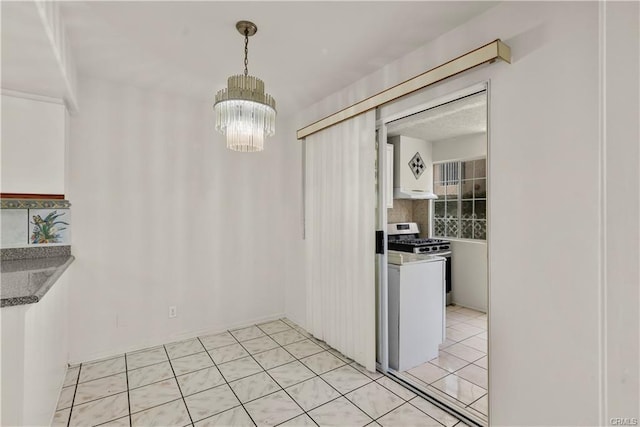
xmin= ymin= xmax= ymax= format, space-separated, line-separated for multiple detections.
xmin=214 ymin=21 xmax=276 ymax=152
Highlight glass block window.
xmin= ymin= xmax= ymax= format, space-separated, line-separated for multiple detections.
xmin=433 ymin=158 xmax=486 ymax=240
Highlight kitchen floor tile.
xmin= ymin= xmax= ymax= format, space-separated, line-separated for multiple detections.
xmin=208 ymin=343 xmax=249 ymax=364
xmin=229 ymin=371 xmax=281 ymax=403
xmin=410 ymin=397 xmax=461 ymax=427
xmin=407 ymin=361 xmax=450 ymax=385
xmin=455 ymin=364 xmax=488 ymax=389
xmin=243 ymin=390 xmax=303 ymax=426
xmin=128 ymin=361 xmax=174 ymax=389
xmin=459 ymin=336 xmax=487 ymax=353
xmin=431 ymin=375 xmax=486 ymax=405
xmin=129 ymin=378 xmax=181 ymax=413
xmin=284 ymin=340 xmax=325 ymax=359
xmin=63 ymin=366 xmax=80 ymax=387
xmin=328 ymin=348 xmax=353 ymax=363
xmin=345 ymin=381 xmax=404 ymax=419
xmin=286 ymin=377 xmax=340 ymax=411
xmin=56 ymin=385 xmax=75 ymax=410
xmin=231 ymin=325 xmax=266 ymax=342
xmin=97 ymin=416 xmax=130 ymax=426
xmin=240 ymin=335 xmax=280 ymax=355
xmin=439 ymin=338 xmax=457 ymax=350
xmin=257 ymin=320 xmax=292 ymax=335
xmin=279 ymin=413 xmax=316 ymax=426
xmin=79 ymin=357 xmax=125 ymax=383
xmin=268 ymin=360 xmax=316 ymax=388
xmin=464 ymin=318 xmax=488 ymax=329
xmin=448 ymin=322 xmax=484 ymax=335
xmin=165 ymin=339 xmax=205 ymax=359
xmin=253 ymin=347 xmax=295 ymax=370
xmin=300 ymin=351 xmax=345 ymax=375
xmin=473 ymin=356 xmax=488 ymax=369
xmin=376 ymin=376 xmax=416 ymax=401
xmin=52 ymin=408 xmax=70 ymax=427
xmin=443 ymin=343 xmax=485 ymax=363
xmin=217 ymin=356 xmax=264 ymax=382
xmin=199 ymin=332 xmax=237 ymax=350
xmin=194 ymin=405 xmax=254 ymax=427
xmin=68 ymin=392 xmax=129 ymax=427
xmin=177 ymin=366 xmax=225 ymax=397
xmin=455 ymin=308 xmax=484 ymax=318
xmin=445 ymin=327 xmax=478 ymax=342
xmin=308 ymin=396 xmax=372 ymax=427
xmin=53 ymin=318 xmax=463 ymax=427
xmin=469 ymin=394 xmax=488 ymax=415
xmin=127 ymin=347 xmax=168 ymax=370
xmin=170 ymin=352 xmax=214 ymax=376
xmin=130 ymin=398 xmax=191 ymax=427
xmin=184 ymin=384 xmax=241 ymax=422
xmin=377 ymin=402 xmax=441 ymax=427
xmin=269 ymin=329 xmax=307 ymax=346
xmin=74 ymin=373 xmax=127 ymax=405
xmin=321 ymin=365 xmax=372 ymax=394
xmin=428 ymin=351 xmax=468 ymax=373
xmin=351 ymin=362 xmax=383 ymax=380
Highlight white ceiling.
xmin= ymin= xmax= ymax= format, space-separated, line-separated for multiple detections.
xmin=386 ymin=91 xmax=486 ymax=141
xmin=59 ymin=1 xmax=498 ymax=117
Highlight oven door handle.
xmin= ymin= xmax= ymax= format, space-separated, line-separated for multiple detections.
xmin=433 ymin=251 xmax=452 ymax=257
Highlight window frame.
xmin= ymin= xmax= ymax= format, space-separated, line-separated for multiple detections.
xmin=431 ymin=156 xmax=487 ymax=241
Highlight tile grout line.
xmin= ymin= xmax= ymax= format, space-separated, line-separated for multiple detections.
xmin=249 ymin=323 xmax=439 ymax=426
xmin=59 ymin=318 xmax=469 ymax=426
xmin=162 ymin=345 xmax=195 ymax=426
xmin=124 ymin=354 xmax=132 ymax=427
xmin=66 ymin=364 xmax=82 ymax=427
xmin=196 ymin=336 xmax=259 ymax=427
xmin=230 ymin=327 xmax=313 ymax=426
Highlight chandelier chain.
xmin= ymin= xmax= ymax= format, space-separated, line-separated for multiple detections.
xmin=244 ymin=29 xmax=249 ymax=77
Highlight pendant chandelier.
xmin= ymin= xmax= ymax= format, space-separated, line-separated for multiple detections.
xmin=214 ymin=21 xmax=276 ymax=152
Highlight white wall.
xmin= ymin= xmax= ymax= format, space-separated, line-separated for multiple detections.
xmin=432 ymin=132 xmax=488 ymax=312
xmin=431 ymin=133 xmax=486 ymax=162
xmin=1 ymin=94 xmax=66 ymax=194
xmin=450 ymin=241 xmax=487 ymax=312
xmin=284 ymin=2 xmax=639 ymax=425
xmin=67 ymin=77 xmax=289 ymax=363
xmin=604 ymin=1 xmax=639 ymax=419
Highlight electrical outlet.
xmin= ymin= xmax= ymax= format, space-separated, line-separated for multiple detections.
xmin=168 ymin=306 xmax=177 ymax=318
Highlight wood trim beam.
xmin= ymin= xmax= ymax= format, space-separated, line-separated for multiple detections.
xmin=0 ymin=193 xmax=65 ymax=200
xmin=297 ymin=39 xmax=511 ymax=140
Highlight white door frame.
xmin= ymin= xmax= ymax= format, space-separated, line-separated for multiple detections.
xmin=374 ymin=81 xmax=490 ymax=426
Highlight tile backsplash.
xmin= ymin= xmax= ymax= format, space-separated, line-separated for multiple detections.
xmin=1 ymin=200 xmax=71 ymax=248
xmin=387 ymin=199 xmax=430 ymax=237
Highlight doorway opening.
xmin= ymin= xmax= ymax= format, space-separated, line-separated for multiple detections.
xmin=376 ymin=86 xmax=489 ymax=426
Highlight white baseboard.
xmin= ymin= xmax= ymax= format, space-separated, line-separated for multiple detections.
xmin=68 ymin=312 xmax=286 ymax=365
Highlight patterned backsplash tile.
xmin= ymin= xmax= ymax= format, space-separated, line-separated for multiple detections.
xmin=1 ymin=209 xmax=28 ymax=247
xmin=1 ymin=200 xmax=71 ymax=248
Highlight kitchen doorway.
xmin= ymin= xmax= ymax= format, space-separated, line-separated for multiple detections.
xmin=376 ymin=85 xmax=489 ymax=426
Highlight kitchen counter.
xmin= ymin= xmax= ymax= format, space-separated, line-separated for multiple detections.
xmin=388 ymin=250 xmax=445 ymax=265
xmin=1 ymin=247 xmax=74 ymax=307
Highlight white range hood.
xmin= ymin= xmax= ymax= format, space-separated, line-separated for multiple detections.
xmin=389 ymin=135 xmax=437 ymax=200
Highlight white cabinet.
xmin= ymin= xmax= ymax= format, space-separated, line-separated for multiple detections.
xmin=1 ymin=270 xmax=69 ymax=426
xmin=388 ymin=257 xmax=445 ymax=371
xmin=1 ymin=94 xmax=66 ymax=194
xmin=386 ymin=143 xmax=394 ymax=208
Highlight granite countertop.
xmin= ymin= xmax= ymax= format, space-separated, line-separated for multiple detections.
xmin=1 ymin=246 xmax=74 ymax=307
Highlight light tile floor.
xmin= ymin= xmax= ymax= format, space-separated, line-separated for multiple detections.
xmin=54 ymin=319 xmax=465 ymax=427
xmin=397 ymin=305 xmax=487 ymax=422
